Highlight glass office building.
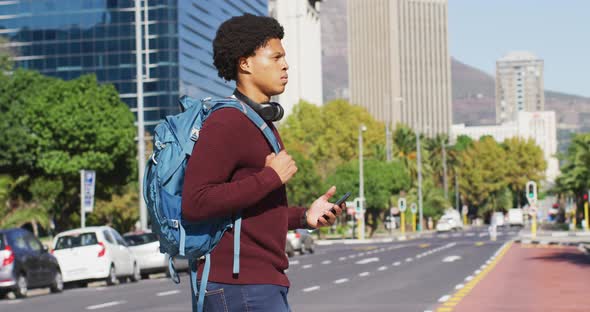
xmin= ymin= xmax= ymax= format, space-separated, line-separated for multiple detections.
xmin=0 ymin=0 xmax=267 ymax=131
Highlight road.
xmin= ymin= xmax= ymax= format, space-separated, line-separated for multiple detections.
xmin=0 ymin=227 xmax=518 ymax=312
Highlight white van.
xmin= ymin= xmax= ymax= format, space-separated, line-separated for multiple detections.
xmin=507 ymin=208 xmax=524 ymax=227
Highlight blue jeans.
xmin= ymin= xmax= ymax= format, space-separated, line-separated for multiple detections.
xmin=197 ymin=282 xmax=291 ymax=312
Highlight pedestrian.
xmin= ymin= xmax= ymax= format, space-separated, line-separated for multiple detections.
xmin=181 ymin=14 xmax=345 ymax=311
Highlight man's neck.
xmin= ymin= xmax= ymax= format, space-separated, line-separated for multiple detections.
xmin=236 ymin=83 xmax=270 ymax=103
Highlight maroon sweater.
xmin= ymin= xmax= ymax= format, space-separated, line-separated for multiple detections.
xmin=181 ymin=107 xmax=306 ymax=287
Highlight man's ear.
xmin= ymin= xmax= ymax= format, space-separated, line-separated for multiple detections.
xmin=238 ymin=56 xmax=251 ymax=74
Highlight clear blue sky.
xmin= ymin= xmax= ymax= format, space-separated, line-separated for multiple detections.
xmin=448 ymin=0 xmax=590 ymax=97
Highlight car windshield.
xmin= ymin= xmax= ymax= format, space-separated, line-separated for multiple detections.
xmin=0 ymin=234 xmax=4 ymax=250
xmin=54 ymin=232 xmax=98 ymax=250
xmin=124 ymin=233 xmax=158 ymax=246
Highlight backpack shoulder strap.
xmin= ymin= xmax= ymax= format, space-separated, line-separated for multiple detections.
xmin=205 ymin=98 xmax=282 ymax=154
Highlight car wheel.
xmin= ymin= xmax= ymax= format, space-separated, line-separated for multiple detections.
xmin=106 ymin=265 xmax=117 ymax=286
xmin=0 ymin=289 xmax=8 ymax=299
xmin=141 ymin=273 xmax=150 ymax=280
xmin=50 ymin=271 xmax=64 ymax=293
xmin=14 ymin=274 xmax=28 ymax=298
xmin=307 ymin=242 xmax=315 ymax=254
xmin=129 ymin=263 xmax=140 ymax=283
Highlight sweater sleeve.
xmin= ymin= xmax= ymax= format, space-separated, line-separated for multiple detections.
xmin=181 ymin=109 xmax=283 ymax=221
xmin=287 ymin=207 xmax=307 ymax=230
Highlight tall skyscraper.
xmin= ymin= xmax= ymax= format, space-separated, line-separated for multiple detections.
xmin=496 ymin=51 xmax=545 ymax=124
xmin=269 ymin=0 xmax=323 ymax=117
xmin=0 ymin=0 xmax=267 ymax=132
xmin=347 ymin=0 xmax=452 ymax=136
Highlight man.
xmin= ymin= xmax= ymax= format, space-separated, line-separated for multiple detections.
xmin=182 ymin=14 xmax=345 ymax=311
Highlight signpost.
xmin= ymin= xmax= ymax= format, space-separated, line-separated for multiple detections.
xmin=410 ymin=203 xmax=418 ymax=232
xmin=526 ymin=181 xmax=538 ymax=239
xmin=354 ymin=197 xmax=365 ymax=239
xmin=346 ymin=201 xmax=355 ymax=239
xmin=462 ymin=205 xmax=468 ymax=225
xmin=398 ymin=198 xmax=407 ymax=235
xmin=584 ymin=192 xmax=589 ymax=231
xmin=80 ymin=170 xmax=96 ymax=228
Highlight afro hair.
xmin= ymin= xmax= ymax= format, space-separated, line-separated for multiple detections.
xmin=213 ymin=14 xmax=284 ymax=82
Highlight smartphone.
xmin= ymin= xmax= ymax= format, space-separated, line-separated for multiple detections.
xmin=322 ymin=192 xmax=351 ymax=220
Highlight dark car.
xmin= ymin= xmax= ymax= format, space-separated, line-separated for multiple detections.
xmin=0 ymin=228 xmax=63 ymax=298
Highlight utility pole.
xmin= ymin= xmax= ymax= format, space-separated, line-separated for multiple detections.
xmin=134 ymin=0 xmax=147 ymax=230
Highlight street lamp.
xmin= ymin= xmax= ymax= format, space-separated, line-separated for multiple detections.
xmin=359 ymin=124 xmax=367 ymax=240
xmin=416 ymin=126 xmax=423 ymax=231
xmin=134 ymin=0 xmax=147 ymax=230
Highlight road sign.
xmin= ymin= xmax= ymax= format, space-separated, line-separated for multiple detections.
xmin=462 ymin=205 xmax=468 ymax=215
xmin=81 ymin=170 xmax=96 ymax=213
xmin=398 ymin=197 xmax=407 ymax=212
xmin=410 ymin=203 xmax=417 ymax=214
xmin=526 ymin=181 xmax=537 ymax=205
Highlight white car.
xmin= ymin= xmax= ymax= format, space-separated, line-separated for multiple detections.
xmin=123 ymin=231 xmax=189 ymax=279
xmin=436 ymin=210 xmax=463 ymax=232
xmin=52 ymin=226 xmax=140 ymax=286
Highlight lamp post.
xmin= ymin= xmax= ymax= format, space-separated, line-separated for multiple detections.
xmin=134 ymin=0 xmax=147 ymax=230
xmin=416 ymin=127 xmax=424 ymax=231
xmin=359 ymin=124 xmax=367 ymax=240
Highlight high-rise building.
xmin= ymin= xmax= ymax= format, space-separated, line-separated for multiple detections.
xmin=496 ymin=51 xmax=544 ymax=124
xmin=269 ymin=0 xmax=323 ymax=117
xmin=347 ymin=0 xmax=452 ymax=136
xmin=0 ymin=0 xmax=267 ymax=132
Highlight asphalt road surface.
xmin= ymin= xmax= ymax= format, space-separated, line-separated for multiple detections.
xmin=0 ymin=227 xmax=518 ymax=312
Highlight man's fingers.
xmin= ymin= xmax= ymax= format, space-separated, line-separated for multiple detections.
xmin=321 ymin=186 xmax=337 ymax=201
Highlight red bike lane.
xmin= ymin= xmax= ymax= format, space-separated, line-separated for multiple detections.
xmin=439 ymin=242 xmax=590 ymax=312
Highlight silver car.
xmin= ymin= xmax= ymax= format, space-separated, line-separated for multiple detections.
xmin=286 ymin=229 xmax=315 ymax=255
xmin=123 ymin=232 xmax=188 ymax=279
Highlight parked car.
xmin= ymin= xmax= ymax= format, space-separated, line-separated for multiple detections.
xmin=286 ymin=229 xmax=315 ymax=254
xmin=52 ymin=226 xmax=139 ymax=286
xmin=123 ymin=231 xmax=188 ymax=279
xmin=507 ymin=208 xmax=524 ymax=227
xmin=0 ymin=228 xmax=63 ymax=298
xmin=436 ymin=209 xmax=463 ymax=232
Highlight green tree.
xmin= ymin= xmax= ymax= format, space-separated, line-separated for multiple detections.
xmin=326 ymin=159 xmax=411 ymax=237
xmin=502 ymin=137 xmax=546 ymax=207
xmin=286 ymin=151 xmax=324 ymax=207
xmin=457 ymin=137 xmax=509 ymax=216
xmin=280 ymin=99 xmax=385 ymax=178
xmin=87 ymin=184 xmax=140 ymax=234
xmin=554 ymin=133 xmax=590 ymax=208
xmin=0 ymin=71 xmax=137 ymax=230
xmin=0 ymin=36 xmax=14 ymax=72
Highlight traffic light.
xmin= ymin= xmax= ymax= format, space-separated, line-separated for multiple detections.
xmin=526 ymin=181 xmax=537 ymax=204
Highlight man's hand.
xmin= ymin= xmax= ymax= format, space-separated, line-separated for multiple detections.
xmin=306 ymin=186 xmax=345 ymax=228
xmin=266 ymin=151 xmax=297 ymax=184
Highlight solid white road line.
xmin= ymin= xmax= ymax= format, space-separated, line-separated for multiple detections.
xmin=303 ymin=286 xmax=320 ymax=292
xmin=86 ymin=301 xmax=126 ymax=310
xmin=157 ymin=290 xmax=181 ymax=297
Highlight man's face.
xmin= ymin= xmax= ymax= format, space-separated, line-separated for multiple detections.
xmin=245 ymin=38 xmax=289 ymax=97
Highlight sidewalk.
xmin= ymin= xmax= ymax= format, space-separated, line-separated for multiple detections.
xmin=447 ymin=242 xmax=590 ymax=312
